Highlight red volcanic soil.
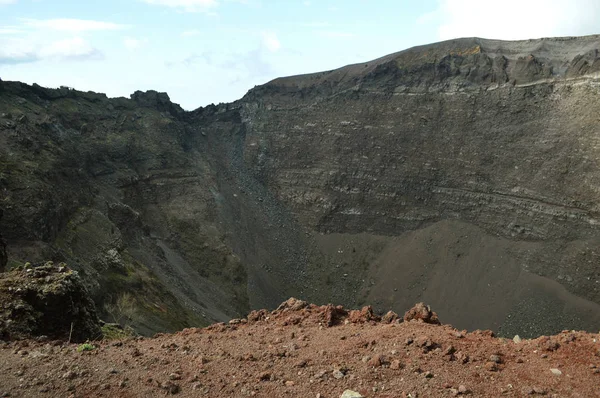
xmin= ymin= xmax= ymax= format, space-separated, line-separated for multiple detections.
xmin=1 ymin=299 xmax=599 ymax=397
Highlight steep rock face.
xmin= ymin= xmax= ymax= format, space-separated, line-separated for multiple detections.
xmin=0 ymin=210 xmax=7 ymax=272
xmin=0 ymin=83 xmax=251 ymax=334
xmin=239 ymin=36 xmax=600 ymax=336
xmin=2 ymin=36 xmax=600 ymax=337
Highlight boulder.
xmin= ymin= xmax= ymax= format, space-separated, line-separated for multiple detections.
xmin=0 ymin=262 xmax=102 ymax=342
xmin=276 ymin=297 xmax=308 ymax=312
xmin=381 ymin=310 xmax=399 ymax=324
xmin=348 ymin=306 xmax=380 ymax=323
xmin=323 ymin=304 xmax=348 ymax=327
xmin=403 ymin=303 xmax=441 ymax=325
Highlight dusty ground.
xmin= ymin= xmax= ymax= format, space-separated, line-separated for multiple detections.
xmin=1 ymin=300 xmax=599 ymax=398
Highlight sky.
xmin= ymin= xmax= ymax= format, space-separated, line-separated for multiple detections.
xmin=1 ymin=0 xmax=599 ymax=110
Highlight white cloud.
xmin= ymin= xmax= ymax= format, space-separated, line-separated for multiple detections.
xmin=431 ymin=0 xmax=600 ymax=40
xmin=124 ymin=37 xmax=147 ymax=50
xmin=181 ymin=29 xmax=202 ymax=37
xmin=261 ymin=31 xmax=280 ymax=52
xmin=0 ymin=36 xmax=101 ymax=64
xmin=320 ymin=31 xmax=355 ymax=39
xmin=22 ymin=18 xmax=127 ymax=32
xmin=141 ymin=0 xmax=217 ymax=12
xmin=39 ymin=37 xmax=100 ymax=59
xmin=0 ymin=27 xmax=22 ymax=34
xmin=300 ymin=22 xmax=330 ymax=28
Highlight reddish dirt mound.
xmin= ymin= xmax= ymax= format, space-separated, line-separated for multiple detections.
xmin=0 ymin=300 xmax=599 ymax=397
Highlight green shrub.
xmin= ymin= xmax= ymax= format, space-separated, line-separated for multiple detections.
xmin=76 ymin=343 xmax=96 ymax=352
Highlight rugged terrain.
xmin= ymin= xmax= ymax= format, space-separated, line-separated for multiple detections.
xmin=0 ymin=262 xmax=102 ymax=342
xmin=2 ymin=35 xmax=600 ymax=337
xmin=0 ymin=300 xmax=599 ymax=397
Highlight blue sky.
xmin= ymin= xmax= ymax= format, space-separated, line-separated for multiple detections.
xmin=1 ymin=0 xmax=599 ymax=110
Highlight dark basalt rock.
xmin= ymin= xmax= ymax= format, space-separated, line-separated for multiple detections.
xmin=130 ymin=90 xmax=184 ymax=118
xmin=0 ymin=210 xmax=7 ymax=272
xmin=0 ymin=262 xmax=102 ymax=342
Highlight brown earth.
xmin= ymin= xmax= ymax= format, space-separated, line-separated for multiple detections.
xmin=1 ymin=300 xmax=599 ymax=398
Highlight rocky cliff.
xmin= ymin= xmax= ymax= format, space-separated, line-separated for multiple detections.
xmin=2 ymin=35 xmax=600 ymax=337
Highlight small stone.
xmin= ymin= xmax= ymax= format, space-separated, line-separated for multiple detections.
xmin=390 ymin=359 xmax=403 ymax=370
xmin=521 ymin=386 xmax=535 ymax=395
xmin=513 ymin=335 xmax=522 ymax=344
xmin=62 ymin=371 xmax=77 ymax=380
xmin=489 ymin=354 xmax=501 ymax=363
xmin=161 ymin=381 xmax=180 ymax=394
xmin=550 ymin=368 xmax=562 ymax=376
xmin=285 ymin=380 xmax=295 ymax=386
xmin=340 ymin=390 xmax=363 ymax=398
xmin=332 ymin=370 xmax=345 ymax=379
xmin=458 ymin=385 xmax=468 ymax=394
xmin=367 ymin=354 xmax=386 ymax=367
xmin=532 ymin=386 xmax=546 ymax=395
xmin=542 ymin=338 xmax=560 ymax=352
xmin=484 ymin=361 xmax=498 ymax=372
xmin=416 ymin=336 xmax=433 ymax=349
xmin=455 ymin=351 xmax=470 ymax=364
xmin=314 ymin=370 xmax=327 ymax=379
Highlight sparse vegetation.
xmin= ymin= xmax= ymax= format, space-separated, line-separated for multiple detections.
xmin=76 ymin=343 xmax=96 ymax=352
xmin=104 ymin=292 xmax=138 ymax=327
xmin=101 ymin=323 xmax=136 ymax=340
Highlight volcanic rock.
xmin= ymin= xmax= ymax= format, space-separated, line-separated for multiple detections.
xmin=404 ymin=303 xmax=441 ymax=324
xmin=3 ymin=36 xmax=600 ymax=339
xmin=0 ymin=262 xmax=102 ymax=342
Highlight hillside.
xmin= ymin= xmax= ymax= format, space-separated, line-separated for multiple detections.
xmin=0 ymin=300 xmax=599 ymax=397
xmin=2 ymin=35 xmax=600 ymax=337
